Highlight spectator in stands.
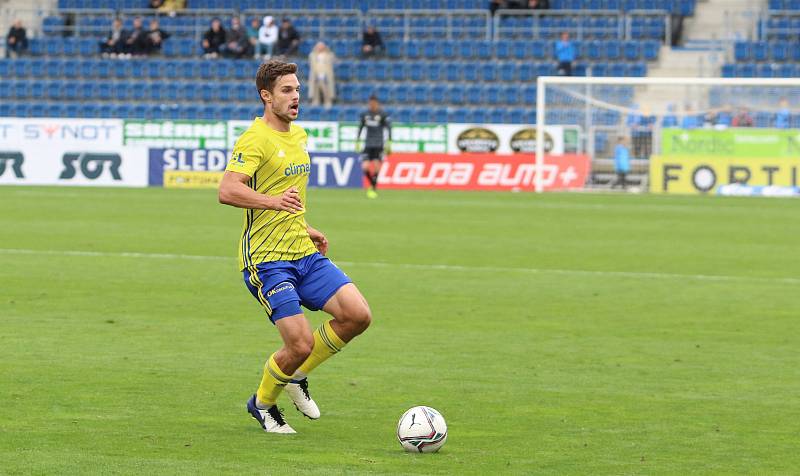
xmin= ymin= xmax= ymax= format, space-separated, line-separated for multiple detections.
xmin=275 ymin=18 xmax=300 ymax=56
xmin=149 ymin=0 xmax=164 ymax=7
xmin=124 ymin=17 xmax=149 ymax=56
xmin=246 ymin=18 xmax=259 ymax=57
xmin=202 ymin=18 xmax=226 ymax=58
xmin=662 ymin=103 xmax=678 ymax=128
xmin=528 ymin=0 xmax=549 ymax=8
xmin=361 ymin=25 xmax=384 ymax=58
xmin=775 ymin=98 xmax=791 ymax=129
xmin=221 ymin=17 xmax=249 ymax=59
xmin=680 ymin=103 xmax=699 ymax=129
xmin=555 ymin=31 xmax=575 ymax=76
xmin=145 ymin=19 xmax=170 ymax=56
xmin=732 ymin=107 xmax=753 ymax=127
xmin=256 ymin=16 xmax=278 ymax=60
xmin=5 ymin=19 xmax=28 ymax=58
xmin=612 ymin=136 xmax=630 ymax=190
xmin=309 ymin=41 xmax=336 ymax=109
xmin=99 ymin=18 xmax=127 ymax=57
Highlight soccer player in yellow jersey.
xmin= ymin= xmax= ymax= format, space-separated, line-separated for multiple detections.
xmin=219 ymin=59 xmax=372 ymax=434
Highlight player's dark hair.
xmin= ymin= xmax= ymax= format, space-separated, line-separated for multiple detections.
xmin=255 ymin=59 xmax=298 ymax=104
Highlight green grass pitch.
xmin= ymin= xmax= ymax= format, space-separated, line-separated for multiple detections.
xmin=1 ymin=186 xmax=799 ymax=475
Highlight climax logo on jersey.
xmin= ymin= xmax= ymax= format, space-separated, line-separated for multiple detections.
xmin=267 ymin=282 xmax=295 ymax=297
xmin=284 ymin=162 xmax=311 ymax=177
xmin=0 ymin=151 xmax=25 ymax=178
xmin=59 ymin=153 xmax=122 ymax=180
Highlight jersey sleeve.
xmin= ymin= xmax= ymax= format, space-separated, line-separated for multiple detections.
xmin=226 ymin=130 xmax=263 ymax=177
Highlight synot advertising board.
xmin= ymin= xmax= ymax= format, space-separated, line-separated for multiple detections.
xmin=376 ymin=153 xmax=590 ymax=191
xmin=0 ymin=118 xmax=147 ymax=186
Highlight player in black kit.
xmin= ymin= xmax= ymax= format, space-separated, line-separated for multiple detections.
xmin=356 ymin=95 xmax=392 ymax=199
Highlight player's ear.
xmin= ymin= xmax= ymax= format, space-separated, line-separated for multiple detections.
xmin=260 ymin=88 xmax=271 ymax=104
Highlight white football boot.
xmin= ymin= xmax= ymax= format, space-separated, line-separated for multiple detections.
xmin=246 ymin=395 xmax=296 ymax=434
xmin=285 ymin=378 xmax=321 ymax=419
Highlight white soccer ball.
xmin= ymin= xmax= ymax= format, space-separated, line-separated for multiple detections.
xmin=396 ymin=406 xmax=448 ymax=453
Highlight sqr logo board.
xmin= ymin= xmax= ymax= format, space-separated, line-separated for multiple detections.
xmin=0 ymin=118 xmax=148 ymax=186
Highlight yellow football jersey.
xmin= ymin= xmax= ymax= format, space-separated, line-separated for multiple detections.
xmin=226 ymin=118 xmax=317 ymax=270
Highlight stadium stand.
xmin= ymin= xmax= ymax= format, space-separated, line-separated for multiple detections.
xmin=1 ymin=1 xmax=690 ymax=122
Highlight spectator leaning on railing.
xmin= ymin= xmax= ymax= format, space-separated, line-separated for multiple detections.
xmin=6 ymin=19 xmax=28 ymax=58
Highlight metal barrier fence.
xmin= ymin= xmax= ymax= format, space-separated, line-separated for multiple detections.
xmin=3 ymin=6 xmax=676 ymax=44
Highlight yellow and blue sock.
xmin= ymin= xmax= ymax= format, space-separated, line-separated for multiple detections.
xmin=292 ymin=320 xmax=347 ymax=382
xmin=255 ymin=353 xmax=293 ymax=408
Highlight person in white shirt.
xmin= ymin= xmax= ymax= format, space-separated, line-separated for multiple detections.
xmin=309 ymin=41 xmax=336 ymax=108
xmin=256 ymin=15 xmax=278 ymax=60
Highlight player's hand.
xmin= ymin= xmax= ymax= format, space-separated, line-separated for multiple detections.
xmin=307 ymin=226 xmax=328 ymax=255
xmin=384 ymin=140 xmax=392 ymax=155
xmin=270 ymin=187 xmax=304 ymax=213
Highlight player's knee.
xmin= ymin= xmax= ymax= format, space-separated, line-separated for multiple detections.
xmin=288 ymin=334 xmax=314 ymax=361
xmin=348 ymin=303 xmax=372 ymax=334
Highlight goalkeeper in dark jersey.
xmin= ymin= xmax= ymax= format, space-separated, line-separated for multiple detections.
xmin=356 ymin=95 xmax=391 ymax=199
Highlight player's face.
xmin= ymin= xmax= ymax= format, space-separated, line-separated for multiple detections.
xmin=267 ymin=74 xmax=301 ymax=123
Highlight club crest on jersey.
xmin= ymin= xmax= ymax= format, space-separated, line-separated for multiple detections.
xmin=230 ymin=152 xmax=245 ymax=165
xmin=284 ymin=162 xmax=311 ymax=176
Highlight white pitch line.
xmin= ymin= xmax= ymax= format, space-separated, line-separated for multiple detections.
xmin=1 ymin=248 xmax=798 ymax=286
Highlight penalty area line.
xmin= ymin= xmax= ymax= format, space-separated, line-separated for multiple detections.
xmin=1 ymin=248 xmax=798 ymax=285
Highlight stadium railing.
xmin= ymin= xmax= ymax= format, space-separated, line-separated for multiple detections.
xmin=493 ymin=8 xmax=671 ymax=42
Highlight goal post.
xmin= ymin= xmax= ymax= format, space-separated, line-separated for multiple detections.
xmin=535 ymin=76 xmax=800 ymax=194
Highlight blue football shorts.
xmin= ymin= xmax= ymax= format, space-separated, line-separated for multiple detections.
xmin=242 ymin=252 xmax=352 ymax=323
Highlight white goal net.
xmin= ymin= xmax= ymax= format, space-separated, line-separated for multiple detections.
xmin=535 ymin=77 xmax=800 ymax=196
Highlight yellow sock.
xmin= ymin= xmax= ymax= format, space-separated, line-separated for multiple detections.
xmin=256 ymin=353 xmax=292 ymax=407
xmin=293 ymin=320 xmax=347 ymax=381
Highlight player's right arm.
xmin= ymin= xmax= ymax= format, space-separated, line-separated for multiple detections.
xmin=218 ymin=172 xmax=303 ymax=213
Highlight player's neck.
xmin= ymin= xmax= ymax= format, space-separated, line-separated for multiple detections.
xmin=262 ymin=110 xmax=291 ymax=133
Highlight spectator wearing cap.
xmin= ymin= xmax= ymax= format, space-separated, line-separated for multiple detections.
xmin=275 ymin=18 xmax=300 ymax=56
xmin=256 ymin=15 xmax=278 ymax=60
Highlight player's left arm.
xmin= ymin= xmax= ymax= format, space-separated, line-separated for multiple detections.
xmin=306 ymin=224 xmax=328 ymax=256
